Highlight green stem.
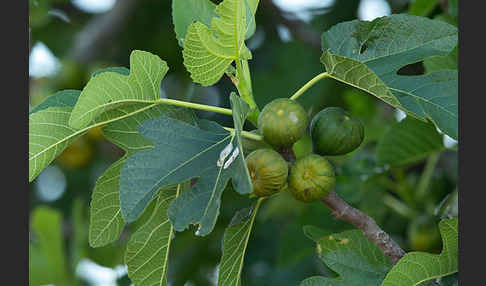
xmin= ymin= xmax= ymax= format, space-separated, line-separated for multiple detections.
xmin=383 ymin=194 xmax=418 ymax=219
xmin=242 ymin=60 xmax=253 ymax=94
xmin=416 ymin=152 xmax=441 ymax=201
xmin=289 ymin=72 xmax=330 ymax=100
xmin=156 ymin=98 xmax=232 ymax=116
xmin=235 ymin=60 xmax=259 ymax=125
xmin=391 ymin=168 xmax=415 ymax=206
xmin=223 ymin=127 xmax=263 ymax=141
xmin=157 ymin=98 xmax=263 ymax=141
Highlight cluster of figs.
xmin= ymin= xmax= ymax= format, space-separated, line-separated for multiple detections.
xmin=244 ymin=98 xmax=364 ymax=203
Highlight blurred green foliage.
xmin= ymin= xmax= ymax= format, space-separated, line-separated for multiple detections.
xmin=29 ymin=1 xmax=458 ymax=285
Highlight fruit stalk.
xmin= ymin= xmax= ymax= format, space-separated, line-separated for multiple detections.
xmin=278 ymin=146 xmax=296 ymax=163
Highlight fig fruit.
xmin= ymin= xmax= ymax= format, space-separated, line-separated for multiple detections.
xmin=246 ymin=149 xmax=289 ymax=197
xmin=258 ymin=98 xmax=308 ymax=148
xmin=288 ymin=154 xmax=335 ymax=203
xmin=408 ymin=215 xmax=442 ymax=252
xmin=310 ymin=107 xmax=364 ymax=156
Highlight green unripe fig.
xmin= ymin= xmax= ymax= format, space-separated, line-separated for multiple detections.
xmin=310 ymin=107 xmax=364 ymax=156
xmin=288 ymin=154 xmax=335 ymax=203
xmin=258 ymin=98 xmax=308 ymax=148
xmin=408 ymin=215 xmax=442 ymax=253
xmin=246 ymin=149 xmax=289 ymax=197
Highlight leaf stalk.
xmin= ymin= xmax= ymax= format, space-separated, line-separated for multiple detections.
xmin=156 ymin=98 xmax=233 ymax=116
xmin=289 ymin=72 xmax=330 ymax=100
xmin=223 ymin=127 xmax=264 ymax=141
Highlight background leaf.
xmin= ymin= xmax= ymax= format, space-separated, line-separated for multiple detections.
xmin=381 ymin=217 xmax=458 ymax=286
xmin=300 ymin=229 xmax=392 ymax=286
xmin=69 ymin=50 xmax=168 ymax=129
xmin=217 ymin=199 xmax=263 ymax=286
xmin=320 ymin=14 xmax=458 ymax=139
xmin=172 ymin=0 xmax=217 ymax=47
xmin=125 ymin=184 xmax=181 ymax=286
xmin=29 ymin=207 xmax=71 ymax=286
xmin=424 ymin=46 xmax=458 ymax=73
xmin=408 ymin=0 xmax=438 ymax=16
xmin=376 ymin=117 xmax=445 ymax=167
xmin=300 ymin=251 xmax=388 ymax=286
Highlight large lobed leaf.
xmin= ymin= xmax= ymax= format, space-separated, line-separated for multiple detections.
xmin=320 ymin=14 xmax=458 ymax=139
xmin=300 ymin=229 xmax=392 ymax=286
xmin=89 ymin=104 xmax=197 ymax=248
xmin=376 ymin=117 xmax=445 ymax=166
xmin=381 ymin=217 xmax=458 ymax=286
xmin=29 ymin=51 xmax=172 ymax=182
xmin=182 ymin=0 xmax=253 ymax=86
xmin=125 ymin=185 xmax=181 ymax=286
xmin=119 ymin=94 xmax=252 ymax=236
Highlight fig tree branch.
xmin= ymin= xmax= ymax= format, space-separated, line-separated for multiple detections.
xmin=322 ymin=191 xmax=406 ymax=264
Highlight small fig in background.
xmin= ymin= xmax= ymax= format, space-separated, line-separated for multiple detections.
xmin=258 ymin=98 xmax=308 ymax=148
xmin=246 ymin=149 xmax=289 ymax=197
xmin=408 ymin=215 xmax=442 ymax=253
xmin=310 ymin=107 xmax=364 ymax=156
xmin=288 ymin=154 xmax=335 ymax=203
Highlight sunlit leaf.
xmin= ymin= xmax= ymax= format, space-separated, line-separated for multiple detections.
xmin=69 ymin=50 xmax=168 ymax=129
xmin=381 ymin=217 xmax=458 ymax=286
xmin=182 ymin=0 xmax=252 ymax=86
xmin=29 ymin=90 xmax=84 ymax=182
xmin=376 ymin=117 xmax=445 ymax=166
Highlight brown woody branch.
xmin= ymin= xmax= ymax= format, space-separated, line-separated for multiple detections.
xmin=322 ymin=191 xmax=406 ymax=264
